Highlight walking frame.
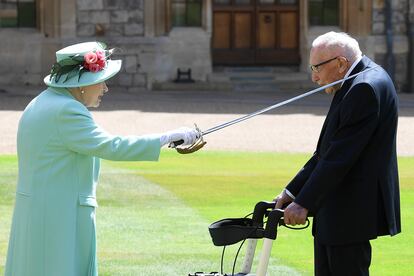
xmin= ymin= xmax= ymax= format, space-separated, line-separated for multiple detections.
xmin=189 ymin=201 xmax=310 ymax=276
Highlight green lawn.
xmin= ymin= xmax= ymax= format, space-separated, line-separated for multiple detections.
xmin=0 ymin=152 xmax=413 ymax=275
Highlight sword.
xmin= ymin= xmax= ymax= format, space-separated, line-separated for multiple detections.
xmin=172 ymin=65 xmax=379 ymax=150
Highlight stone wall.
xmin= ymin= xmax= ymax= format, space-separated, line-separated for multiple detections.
xmin=75 ymin=0 xmax=147 ymax=90
xmin=0 ymin=0 xmax=76 ymax=88
xmin=76 ymin=0 xmax=144 ymax=37
xmin=372 ymin=0 xmax=410 ymax=91
xmin=150 ymin=28 xmax=212 ymax=83
xmin=0 ymin=0 xmax=412 ymax=92
xmin=73 ymin=0 xmax=212 ymax=91
xmin=0 ymin=29 xmax=57 ymax=87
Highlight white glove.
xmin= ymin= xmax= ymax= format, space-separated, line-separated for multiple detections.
xmin=160 ymin=127 xmax=200 ymax=147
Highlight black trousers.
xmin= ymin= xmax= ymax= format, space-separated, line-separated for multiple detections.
xmin=314 ymin=238 xmax=372 ymax=276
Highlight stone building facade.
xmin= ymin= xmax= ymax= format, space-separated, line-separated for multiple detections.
xmin=0 ymin=0 xmax=413 ymax=92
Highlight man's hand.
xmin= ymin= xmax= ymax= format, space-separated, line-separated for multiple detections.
xmin=273 ymin=189 xmax=294 ymax=209
xmin=283 ymin=202 xmax=308 ymax=226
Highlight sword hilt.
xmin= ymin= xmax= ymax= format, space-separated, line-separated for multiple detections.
xmin=168 ymin=124 xmax=204 ymax=149
xmin=170 ymin=139 xmax=184 ymax=148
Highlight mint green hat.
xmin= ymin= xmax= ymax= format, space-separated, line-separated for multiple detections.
xmin=44 ymin=41 xmax=122 ymax=88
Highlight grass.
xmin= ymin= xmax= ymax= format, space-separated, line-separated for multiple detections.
xmin=0 ymin=151 xmax=413 ymax=275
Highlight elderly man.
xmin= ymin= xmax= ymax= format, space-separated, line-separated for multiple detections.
xmin=274 ymin=31 xmax=401 ymax=276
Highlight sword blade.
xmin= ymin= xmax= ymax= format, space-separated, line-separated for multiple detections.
xmin=201 ymin=66 xmax=379 ymax=136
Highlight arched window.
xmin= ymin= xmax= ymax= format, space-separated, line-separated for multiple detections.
xmin=0 ymin=0 xmax=36 ymax=27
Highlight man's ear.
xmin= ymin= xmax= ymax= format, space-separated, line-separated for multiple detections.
xmin=338 ymin=57 xmax=349 ymax=73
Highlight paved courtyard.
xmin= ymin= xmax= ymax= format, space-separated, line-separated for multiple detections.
xmin=1 ymin=85 xmax=413 ymax=156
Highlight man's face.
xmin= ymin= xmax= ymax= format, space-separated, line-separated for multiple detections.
xmin=309 ymin=47 xmax=344 ymax=94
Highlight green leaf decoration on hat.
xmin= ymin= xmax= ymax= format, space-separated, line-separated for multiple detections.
xmin=64 ymin=66 xmax=80 ymax=83
xmin=49 ymin=43 xmax=111 ymax=84
xmin=78 ymin=67 xmax=89 ymax=82
xmin=72 ymin=54 xmax=85 ymax=63
xmin=97 ymin=42 xmax=107 ymax=50
xmin=54 ymin=64 xmax=78 ymax=82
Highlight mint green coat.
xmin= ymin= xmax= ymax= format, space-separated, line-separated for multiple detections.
xmin=5 ymin=87 xmax=161 ymax=276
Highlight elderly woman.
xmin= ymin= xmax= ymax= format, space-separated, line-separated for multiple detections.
xmin=5 ymin=42 xmax=199 ymax=276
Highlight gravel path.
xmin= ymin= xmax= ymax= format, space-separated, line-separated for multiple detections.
xmin=1 ymin=86 xmax=413 ymax=156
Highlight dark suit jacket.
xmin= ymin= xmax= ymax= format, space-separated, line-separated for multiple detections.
xmin=286 ymin=56 xmax=401 ymax=245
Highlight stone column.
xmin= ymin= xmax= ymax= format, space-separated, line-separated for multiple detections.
xmin=144 ymin=0 xmax=155 ymax=37
xmin=408 ymin=0 xmax=414 ymax=92
xmin=60 ymin=0 xmax=76 ymax=38
xmin=299 ymin=0 xmax=309 ymax=72
xmin=205 ymin=0 xmax=213 ymax=34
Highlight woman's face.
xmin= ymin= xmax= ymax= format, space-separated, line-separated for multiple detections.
xmin=78 ymin=82 xmax=108 ymax=108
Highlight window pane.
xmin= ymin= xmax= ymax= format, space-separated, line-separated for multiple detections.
xmin=187 ymin=1 xmax=202 ymax=26
xmin=309 ymin=0 xmax=323 ymax=25
xmin=259 ymin=0 xmax=275 ymax=4
xmin=0 ymin=2 xmax=18 ymax=27
xmin=309 ymin=0 xmax=338 ymax=26
xmin=172 ymin=1 xmax=186 ymax=26
xmin=278 ymin=0 xmax=297 ymax=4
xmin=214 ymin=0 xmax=231 ymax=4
xmin=234 ymin=0 xmax=251 ymax=4
xmin=323 ymin=1 xmax=338 ymax=25
xmin=172 ymin=0 xmax=202 ymax=27
xmin=18 ymin=2 xmax=36 ymax=27
xmin=0 ymin=0 xmax=36 ymax=28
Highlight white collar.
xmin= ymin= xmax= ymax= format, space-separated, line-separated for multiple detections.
xmin=341 ymin=56 xmax=363 ymax=87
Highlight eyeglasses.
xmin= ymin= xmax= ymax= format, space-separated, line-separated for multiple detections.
xmin=309 ymin=56 xmax=339 ymax=73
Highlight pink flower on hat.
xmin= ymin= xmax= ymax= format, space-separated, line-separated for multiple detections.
xmin=84 ymin=52 xmax=98 ymax=64
xmin=96 ymin=59 xmax=106 ymax=69
xmin=88 ymin=63 xmax=101 ymax=73
xmin=96 ymin=50 xmax=105 ymax=60
xmin=49 ymin=42 xmax=115 ymax=84
xmin=83 ymin=50 xmax=106 ymax=72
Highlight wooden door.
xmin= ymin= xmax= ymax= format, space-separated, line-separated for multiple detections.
xmin=340 ymin=0 xmax=372 ymax=36
xmin=212 ymin=0 xmax=256 ymax=64
xmin=212 ymin=0 xmax=300 ymax=65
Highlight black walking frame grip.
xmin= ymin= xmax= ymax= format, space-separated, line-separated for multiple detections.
xmin=208 ymin=200 xmax=310 ymax=247
xmin=253 ymin=201 xmax=310 ymax=239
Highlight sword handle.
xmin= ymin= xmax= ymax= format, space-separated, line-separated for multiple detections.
xmin=169 ymin=140 xmax=184 ymax=148
xmin=169 ymin=124 xmax=203 ymax=148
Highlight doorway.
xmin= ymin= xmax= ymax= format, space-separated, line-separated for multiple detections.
xmin=212 ymin=0 xmax=300 ymax=65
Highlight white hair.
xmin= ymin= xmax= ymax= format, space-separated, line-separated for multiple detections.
xmin=312 ymin=31 xmax=362 ymax=62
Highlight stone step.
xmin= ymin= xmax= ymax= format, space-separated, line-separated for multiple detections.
xmin=233 ymin=80 xmax=317 ymax=92
xmin=233 ymin=82 xmax=279 ymax=92
xmin=153 ymin=67 xmax=315 ymax=92
xmin=230 ymin=75 xmax=275 ymax=82
xmin=214 ymin=66 xmax=299 ymax=73
xmin=152 ymin=81 xmax=232 ymax=91
xmin=152 ymin=79 xmax=316 ymax=92
xmin=210 ymin=70 xmax=311 ymax=82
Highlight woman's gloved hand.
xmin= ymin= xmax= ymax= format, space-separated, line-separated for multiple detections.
xmin=160 ymin=127 xmax=200 ymax=147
